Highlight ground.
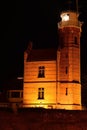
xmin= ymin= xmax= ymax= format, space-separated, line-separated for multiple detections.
xmin=0 ymin=107 xmax=87 ymax=130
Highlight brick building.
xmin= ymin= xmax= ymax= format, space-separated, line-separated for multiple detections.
xmin=23 ymin=10 xmax=82 ymax=110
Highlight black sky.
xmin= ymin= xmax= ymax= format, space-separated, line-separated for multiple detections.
xmin=0 ymin=0 xmax=87 ymax=82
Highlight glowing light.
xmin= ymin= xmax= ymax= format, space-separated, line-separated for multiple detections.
xmin=17 ymin=77 xmax=23 ymax=79
xmin=62 ymin=14 xmax=69 ymax=21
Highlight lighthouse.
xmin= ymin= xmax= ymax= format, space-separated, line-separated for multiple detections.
xmin=57 ymin=10 xmax=82 ymax=109
xmin=23 ymin=1 xmax=83 ymax=110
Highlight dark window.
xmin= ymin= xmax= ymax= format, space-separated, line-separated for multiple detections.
xmin=11 ymin=92 xmax=20 ymax=98
xmin=66 ymin=88 xmax=68 ymax=95
xmin=38 ymin=66 xmax=45 ymax=78
xmin=66 ymin=67 xmax=68 ymax=74
xmin=38 ymin=88 xmax=44 ymax=99
xmin=74 ymin=37 xmax=77 ymax=44
xmin=66 ymin=54 xmax=68 ymax=58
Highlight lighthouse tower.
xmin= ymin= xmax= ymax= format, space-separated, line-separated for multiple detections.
xmin=57 ymin=11 xmax=82 ymax=109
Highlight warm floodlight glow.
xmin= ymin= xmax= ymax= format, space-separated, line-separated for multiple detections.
xmin=17 ymin=77 xmax=23 ymax=79
xmin=62 ymin=14 xmax=69 ymax=21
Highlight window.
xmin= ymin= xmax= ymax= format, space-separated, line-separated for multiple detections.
xmin=11 ymin=92 xmax=20 ymax=98
xmin=38 ymin=88 xmax=44 ymax=99
xmin=66 ymin=88 xmax=68 ymax=95
xmin=66 ymin=54 xmax=68 ymax=58
xmin=74 ymin=37 xmax=77 ymax=44
xmin=66 ymin=67 xmax=68 ymax=74
xmin=38 ymin=66 xmax=45 ymax=78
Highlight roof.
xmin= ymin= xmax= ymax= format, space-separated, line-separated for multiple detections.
xmin=1 ymin=78 xmax=23 ymax=90
xmin=26 ymin=48 xmax=57 ymax=61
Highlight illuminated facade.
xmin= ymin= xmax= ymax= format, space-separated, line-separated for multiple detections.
xmin=23 ymin=11 xmax=82 ymax=110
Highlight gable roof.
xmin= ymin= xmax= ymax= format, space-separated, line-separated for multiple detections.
xmin=27 ymin=48 xmax=57 ymax=61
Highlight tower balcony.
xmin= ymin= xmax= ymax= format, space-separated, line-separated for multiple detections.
xmin=58 ymin=20 xmax=82 ymax=28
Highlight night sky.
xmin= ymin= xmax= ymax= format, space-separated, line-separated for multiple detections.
xmin=0 ymin=0 xmax=87 ymax=83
